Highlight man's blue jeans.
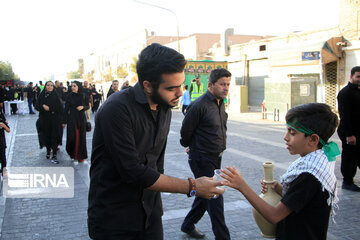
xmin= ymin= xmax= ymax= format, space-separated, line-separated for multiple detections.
xmin=28 ymin=98 xmax=34 ymax=113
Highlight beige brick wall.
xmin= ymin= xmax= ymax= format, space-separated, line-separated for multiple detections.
xmin=339 ymin=0 xmax=360 ymax=40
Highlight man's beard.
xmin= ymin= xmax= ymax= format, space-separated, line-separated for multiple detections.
xmin=150 ymin=88 xmax=173 ymax=109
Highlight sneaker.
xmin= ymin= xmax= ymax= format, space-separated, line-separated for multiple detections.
xmin=51 ymin=155 xmax=59 ymax=164
xmin=342 ymin=182 xmax=360 ymax=192
xmin=2 ymin=167 xmax=8 ymax=179
xmin=51 ymin=159 xmax=59 ymax=164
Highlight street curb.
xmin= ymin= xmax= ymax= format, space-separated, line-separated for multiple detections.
xmin=0 ymin=115 xmax=19 ymax=238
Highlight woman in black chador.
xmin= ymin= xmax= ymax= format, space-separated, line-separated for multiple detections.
xmin=62 ymin=81 xmax=88 ymax=163
xmin=35 ymin=81 xmax=62 ymax=164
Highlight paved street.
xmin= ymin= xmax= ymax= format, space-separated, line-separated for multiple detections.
xmin=0 ymin=109 xmax=360 ymax=240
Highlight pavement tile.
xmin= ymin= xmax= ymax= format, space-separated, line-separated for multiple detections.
xmin=0 ymin=110 xmax=359 ymax=239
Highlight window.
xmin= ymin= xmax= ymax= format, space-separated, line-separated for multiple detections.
xmin=259 ymin=45 xmax=266 ymax=51
xmin=235 ymin=77 xmax=245 ymax=85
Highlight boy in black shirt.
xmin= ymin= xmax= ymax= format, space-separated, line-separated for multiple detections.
xmin=221 ymin=103 xmax=339 ymax=240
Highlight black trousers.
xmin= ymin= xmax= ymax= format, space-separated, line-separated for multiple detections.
xmin=88 ymin=212 xmax=163 ymax=240
xmin=182 ymin=149 xmax=230 ymax=240
xmin=338 ymin=130 xmax=360 ymax=184
xmin=0 ymin=147 xmax=6 ymax=171
xmin=181 ymin=105 xmax=188 ymax=115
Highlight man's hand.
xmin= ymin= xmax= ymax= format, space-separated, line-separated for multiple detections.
xmin=194 ymin=176 xmax=225 ymax=199
xmin=346 ymin=136 xmax=356 ymax=145
xmin=76 ymin=106 xmax=84 ymax=111
xmin=185 ymin=147 xmax=190 ymax=154
xmin=42 ymin=104 xmax=50 ymax=111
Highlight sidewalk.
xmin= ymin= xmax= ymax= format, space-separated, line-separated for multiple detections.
xmin=0 ymin=113 xmax=91 ymax=239
xmin=227 ymin=111 xmax=285 ymax=125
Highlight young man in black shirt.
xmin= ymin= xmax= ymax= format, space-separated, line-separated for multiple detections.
xmin=26 ymin=82 xmax=35 ymax=114
xmin=88 ymin=43 xmax=224 ymax=240
xmin=337 ymin=66 xmax=360 ymax=191
xmin=222 ymin=103 xmax=339 ymax=240
xmin=106 ymin=79 xmax=119 ymax=99
xmin=180 ymin=68 xmax=232 ymax=239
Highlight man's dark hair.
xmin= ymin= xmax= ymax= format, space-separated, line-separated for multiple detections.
xmin=184 ymin=84 xmax=188 ymax=90
xmin=350 ymin=66 xmax=360 ymax=76
xmin=285 ymin=103 xmax=339 ymax=148
xmin=209 ymin=68 xmax=232 ymax=84
xmin=112 ymin=80 xmax=119 ymax=83
xmin=136 ymin=43 xmax=186 ymax=89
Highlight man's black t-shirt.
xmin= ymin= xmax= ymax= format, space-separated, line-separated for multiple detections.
xmin=83 ymin=88 xmax=92 ymax=104
xmin=276 ymin=173 xmax=331 ymax=240
xmin=26 ymin=86 xmax=35 ymax=99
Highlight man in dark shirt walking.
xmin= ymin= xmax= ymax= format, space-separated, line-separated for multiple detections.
xmin=88 ymin=43 xmax=224 ymax=240
xmin=180 ymin=68 xmax=231 ymax=239
xmin=26 ymin=82 xmax=35 ymax=114
xmin=337 ymin=66 xmax=360 ymax=192
xmin=106 ymin=79 xmax=119 ymax=98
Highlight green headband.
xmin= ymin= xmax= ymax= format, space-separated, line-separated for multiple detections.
xmin=287 ymin=121 xmax=340 ymax=162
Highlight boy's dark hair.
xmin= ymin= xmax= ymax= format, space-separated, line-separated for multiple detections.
xmin=209 ymin=68 xmax=232 ymax=84
xmin=184 ymin=84 xmax=188 ymax=90
xmin=136 ymin=43 xmax=186 ymax=89
xmin=285 ymin=103 xmax=339 ymax=148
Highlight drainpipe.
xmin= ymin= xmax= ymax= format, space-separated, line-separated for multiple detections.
xmin=319 ymin=52 xmax=325 ymax=104
xmin=244 ymin=54 xmax=249 ymax=86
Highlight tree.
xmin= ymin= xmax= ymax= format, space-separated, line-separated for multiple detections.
xmin=0 ymin=61 xmax=15 ymax=81
xmin=130 ymin=57 xmax=137 ymax=75
xmin=116 ymin=66 xmax=128 ymax=79
xmin=104 ymin=66 xmax=114 ymax=82
xmin=67 ymin=70 xmax=81 ymax=79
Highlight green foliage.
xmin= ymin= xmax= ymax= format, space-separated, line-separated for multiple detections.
xmin=116 ymin=66 xmax=128 ymax=79
xmin=0 ymin=61 xmax=15 ymax=80
xmin=67 ymin=70 xmax=81 ymax=79
xmin=130 ymin=57 xmax=137 ymax=75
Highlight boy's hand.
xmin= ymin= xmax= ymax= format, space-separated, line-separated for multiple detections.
xmin=220 ymin=166 xmax=245 ymax=191
xmin=261 ymin=178 xmax=283 ymax=196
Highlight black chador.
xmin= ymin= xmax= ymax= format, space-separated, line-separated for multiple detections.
xmin=63 ymin=91 xmax=88 ymax=160
xmin=35 ymin=87 xmax=62 ymax=156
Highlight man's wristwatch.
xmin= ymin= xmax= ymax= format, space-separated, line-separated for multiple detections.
xmin=187 ymin=177 xmax=196 ymax=197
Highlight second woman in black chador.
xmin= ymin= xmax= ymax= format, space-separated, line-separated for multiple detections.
xmin=35 ymin=81 xmax=62 ymax=164
xmin=62 ymin=81 xmax=88 ymax=163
